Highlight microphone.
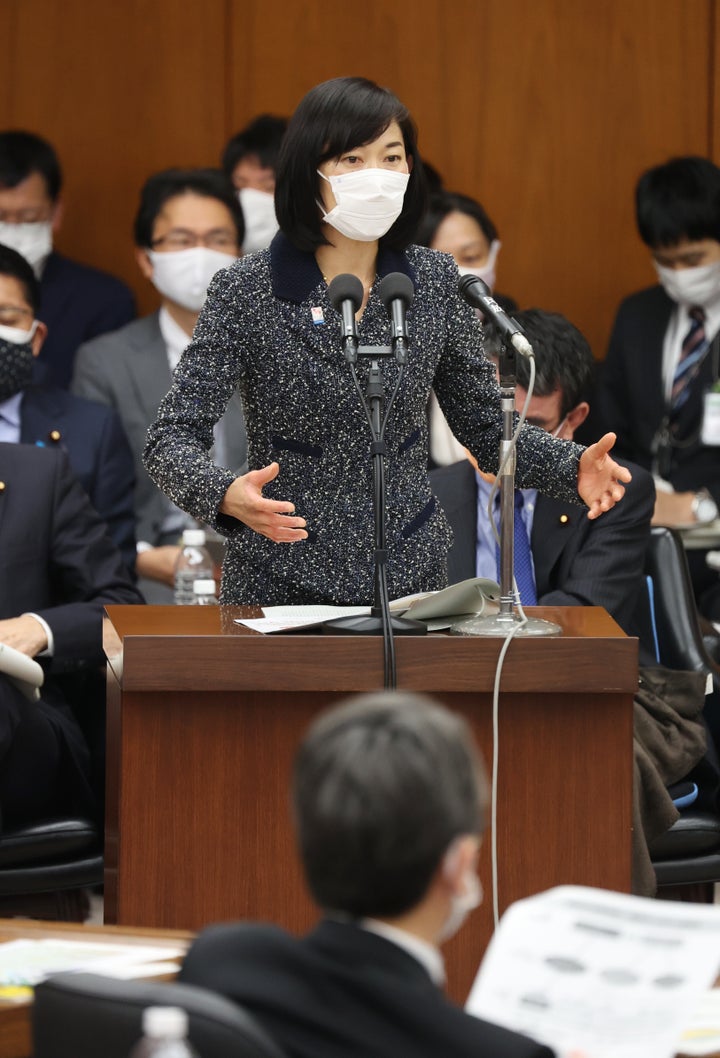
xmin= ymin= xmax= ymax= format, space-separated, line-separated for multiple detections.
xmin=328 ymin=274 xmax=364 ymax=363
xmin=379 ymin=272 xmax=414 ymax=364
xmin=458 ymin=274 xmax=534 ymax=358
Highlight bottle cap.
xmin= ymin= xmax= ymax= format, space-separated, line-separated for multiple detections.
xmin=141 ymin=1006 xmax=188 ymax=1039
xmin=192 ymin=579 xmax=217 ymax=595
xmin=181 ymin=529 xmax=206 ymax=546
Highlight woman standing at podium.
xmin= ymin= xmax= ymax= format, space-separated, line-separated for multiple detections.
xmin=144 ymin=76 xmax=629 ymax=606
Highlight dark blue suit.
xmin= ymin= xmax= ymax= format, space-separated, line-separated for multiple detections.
xmin=36 ymin=252 xmax=135 ymax=389
xmin=0 ymin=444 xmax=142 ymax=828
xmin=19 ymin=385 xmax=136 ymax=575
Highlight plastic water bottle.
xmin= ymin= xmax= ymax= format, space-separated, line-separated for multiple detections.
xmin=173 ymin=529 xmax=214 ymax=605
xmin=128 ymin=1006 xmax=199 ymax=1058
xmin=192 ymin=578 xmax=218 ymax=605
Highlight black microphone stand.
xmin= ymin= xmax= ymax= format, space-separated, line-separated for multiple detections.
xmin=452 ymin=339 xmax=560 ymax=638
xmin=324 ymin=346 xmax=426 ymax=642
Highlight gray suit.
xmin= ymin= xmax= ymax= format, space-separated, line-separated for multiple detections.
xmin=72 ymin=312 xmax=248 ymax=547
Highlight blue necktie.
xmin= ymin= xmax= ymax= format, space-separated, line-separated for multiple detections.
xmin=496 ymin=491 xmax=537 ymax=605
xmin=671 ymin=306 xmax=709 ymax=416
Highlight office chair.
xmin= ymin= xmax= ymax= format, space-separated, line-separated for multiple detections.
xmin=642 ymin=526 xmax=720 ymax=899
xmin=32 ymin=972 xmax=288 ymax=1058
xmin=0 ymin=816 xmax=103 ymax=919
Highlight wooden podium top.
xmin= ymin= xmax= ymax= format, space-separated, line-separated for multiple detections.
xmin=105 ymin=605 xmax=638 ymax=694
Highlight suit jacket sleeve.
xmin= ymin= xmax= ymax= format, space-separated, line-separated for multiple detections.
xmin=32 ymin=450 xmax=143 ymax=665
xmin=86 ymin=407 xmax=137 ymax=574
xmin=536 ymin=464 xmax=655 ymax=634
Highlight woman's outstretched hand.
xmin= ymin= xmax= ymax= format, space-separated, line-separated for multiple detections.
xmin=577 ymin=433 xmax=631 ymax=520
xmin=220 ymin=462 xmax=308 ymax=542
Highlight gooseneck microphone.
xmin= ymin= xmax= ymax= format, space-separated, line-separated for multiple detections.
xmin=327 ymin=274 xmax=364 ymax=363
xmin=379 ymin=272 xmax=414 ymax=364
xmin=458 ymin=274 xmax=534 ymax=358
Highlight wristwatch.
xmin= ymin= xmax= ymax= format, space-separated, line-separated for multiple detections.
xmin=692 ymin=488 xmax=719 ymax=525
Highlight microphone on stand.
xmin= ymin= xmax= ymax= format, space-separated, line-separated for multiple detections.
xmin=327 ymin=274 xmax=363 ymax=363
xmin=379 ymin=272 xmax=414 ymax=363
xmin=458 ymin=274 xmax=534 ymax=359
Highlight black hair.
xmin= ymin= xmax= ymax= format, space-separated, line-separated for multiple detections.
xmin=0 ymin=242 xmax=41 ymax=315
xmin=293 ymin=691 xmax=486 ymax=918
xmin=415 ymin=189 xmax=498 ymax=249
xmin=275 ymin=77 xmax=427 ymax=252
xmin=222 ymin=115 xmax=288 ymax=179
xmin=483 ymin=308 xmax=594 ymax=418
xmin=133 ymin=168 xmax=245 ymax=248
xmin=636 ymin=156 xmax=720 ymax=248
xmin=421 ymin=160 xmax=444 ymax=195
xmin=0 ymin=130 xmax=62 ymax=202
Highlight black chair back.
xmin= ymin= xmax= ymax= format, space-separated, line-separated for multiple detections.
xmin=32 ymin=972 xmax=288 ymax=1058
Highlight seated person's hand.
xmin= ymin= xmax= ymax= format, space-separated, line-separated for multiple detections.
xmin=136 ymin=545 xmax=182 ymax=586
xmin=0 ymin=614 xmax=48 ymax=657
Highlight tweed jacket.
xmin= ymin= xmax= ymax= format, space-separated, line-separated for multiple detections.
xmin=144 ymin=234 xmax=584 ymax=605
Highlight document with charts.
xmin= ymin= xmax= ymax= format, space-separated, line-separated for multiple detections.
xmin=466 ymin=886 xmax=720 ymax=1058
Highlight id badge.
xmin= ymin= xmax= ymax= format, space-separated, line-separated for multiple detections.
xmin=701 ymin=391 xmax=720 ymax=445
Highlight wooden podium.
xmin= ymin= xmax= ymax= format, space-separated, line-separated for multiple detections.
xmin=104 ymin=605 xmax=636 ymax=1003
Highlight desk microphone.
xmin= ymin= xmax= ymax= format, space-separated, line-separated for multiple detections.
xmin=458 ymin=274 xmax=533 ymax=358
xmin=328 ymin=274 xmax=363 ymax=363
xmin=379 ymin=272 xmax=414 ymax=364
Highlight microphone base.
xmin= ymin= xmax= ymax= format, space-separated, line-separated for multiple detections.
xmin=322 ymin=614 xmax=427 ymax=636
xmin=450 ymin=613 xmax=561 ymax=638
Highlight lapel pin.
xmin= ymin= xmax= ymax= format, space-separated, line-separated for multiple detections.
xmin=310 ymin=306 xmax=325 ymax=326
xmin=559 ymin=513 xmax=570 ymax=525
xmin=0 ymin=481 xmax=5 ymax=492
xmin=49 ymin=430 xmax=61 ymax=443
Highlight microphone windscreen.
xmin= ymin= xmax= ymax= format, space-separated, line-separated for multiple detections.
xmin=379 ymin=272 xmax=414 ymax=309
xmin=328 ymin=273 xmax=364 ymax=313
xmin=458 ymin=273 xmax=491 ymax=300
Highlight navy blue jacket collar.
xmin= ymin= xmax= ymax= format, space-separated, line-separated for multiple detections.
xmin=270 ymin=231 xmax=416 ymax=303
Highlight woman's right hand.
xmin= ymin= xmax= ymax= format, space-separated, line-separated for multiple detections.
xmin=219 ymin=462 xmax=308 ymax=543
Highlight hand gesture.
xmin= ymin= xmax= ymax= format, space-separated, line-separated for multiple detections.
xmin=219 ymin=462 xmax=308 ymax=543
xmin=578 ymin=433 xmax=631 ymax=520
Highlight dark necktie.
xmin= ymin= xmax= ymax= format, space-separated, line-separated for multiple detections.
xmin=496 ymin=491 xmax=537 ymax=605
xmin=671 ymin=306 xmax=709 ymax=415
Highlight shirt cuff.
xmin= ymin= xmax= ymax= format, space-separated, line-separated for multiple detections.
xmin=22 ymin=613 xmax=54 ymax=656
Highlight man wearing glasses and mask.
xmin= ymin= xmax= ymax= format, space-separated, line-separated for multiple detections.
xmin=72 ymin=169 xmax=247 ymax=602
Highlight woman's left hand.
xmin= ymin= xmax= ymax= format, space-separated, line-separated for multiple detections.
xmin=577 ymin=433 xmax=632 ymax=520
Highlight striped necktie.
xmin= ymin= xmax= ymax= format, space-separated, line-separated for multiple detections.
xmin=671 ymin=306 xmax=709 ymax=414
xmin=496 ymin=491 xmax=537 ymax=605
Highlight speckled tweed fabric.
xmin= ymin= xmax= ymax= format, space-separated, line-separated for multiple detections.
xmin=144 ymin=234 xmax=584 ymax=605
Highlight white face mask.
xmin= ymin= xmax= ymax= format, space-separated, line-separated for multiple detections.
xmin=238 ymin=187 xmax=279 ymax=253
xmin=436 ymin=840 xmax=483 ymax=944
xmin=654 ymin=259 xmax=720 ymax=308
xmin=318 ymin=168 xmax=409 ymax=242
xmin=148 ymin=247 xmax=237 ymax=312
xmin=0 ymin=221 xmax=53 ymax=277
xmin=458 ymin=239 xmax=502 ymax=293
xmin=0 ymin=320 xmax=38 ymax=345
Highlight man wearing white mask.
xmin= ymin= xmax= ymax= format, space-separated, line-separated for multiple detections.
xmin=222 ymin=114 xmax=287 ymax=253
xmin=72 ymin=168 xmax=247 ymax=602
xmin=0 ymin=131 xmax=135 ymax=389
xmin=179 ymin=691 xmax=553 ymax=1058
xmin=598 ymin=156 xmax=720 ymax=619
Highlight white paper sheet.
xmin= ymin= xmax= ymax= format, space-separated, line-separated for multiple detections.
xmin=0 ymin=939 xmax=186 ymax=986
xmin=466 ymin=886 xmax=720 ymax=1058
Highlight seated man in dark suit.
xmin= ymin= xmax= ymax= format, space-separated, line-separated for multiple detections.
xmin=180 ymin=691 xmax=553 ymax=1058
xmin=430 ymin=308 xmax=655 ymax=645
xmin=0 ymin=130 xmax=135 ymax=389
xmin=0 ymin=443 xmax=142 ymax=829
xmin=0 ymin=243 xmax=136 ymax=574
xmin=597 ymin=157 xmax=720 ymax=619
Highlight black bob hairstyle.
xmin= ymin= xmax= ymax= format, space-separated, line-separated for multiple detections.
xmin=636 ymin=156 xmax=720 ymax=249
xmin=275 ymin=77 xmax=427 ymax=253
xmin=133 ymin=167 xmax=245 ymax=249
xmin=415 ymin=189 xmax=499 ymax=249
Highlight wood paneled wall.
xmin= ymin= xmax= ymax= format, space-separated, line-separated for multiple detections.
xmin=0 ymin=0 xmax=717 ymax=357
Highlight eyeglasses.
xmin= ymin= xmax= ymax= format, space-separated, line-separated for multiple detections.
xmin=0 ymin=304 xmax=34 ymax=327
xmin=150 ymin=229 xmax=239 ymax=253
